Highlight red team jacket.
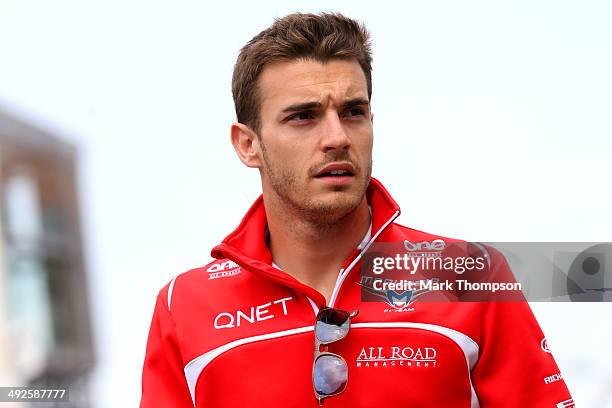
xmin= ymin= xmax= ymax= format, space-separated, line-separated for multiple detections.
xmin=141 ymin=178 xmax=574 ymax=407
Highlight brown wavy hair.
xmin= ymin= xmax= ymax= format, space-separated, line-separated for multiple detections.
xmin=232 ymin=12 xmax=372 ymax=133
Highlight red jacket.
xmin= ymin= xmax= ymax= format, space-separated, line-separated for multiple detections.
xmin=141 ymin=178 xmax=573 ymax=407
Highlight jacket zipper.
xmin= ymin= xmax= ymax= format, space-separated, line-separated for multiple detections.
xmin=305 ymin=209 xmax=400 ymax=314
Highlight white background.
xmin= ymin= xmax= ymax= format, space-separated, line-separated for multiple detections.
xmin=1 ymin=0 xmax=611 ymax=406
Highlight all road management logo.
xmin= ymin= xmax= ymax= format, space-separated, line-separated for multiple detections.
xmin=207 ymin=260 xmax=242 ymax=280
xmin=356 ymin=345 xmax=438 ymax=368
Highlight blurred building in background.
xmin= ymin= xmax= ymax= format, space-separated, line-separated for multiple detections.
xmin=0 ymin=109 xmax=93 ymax=407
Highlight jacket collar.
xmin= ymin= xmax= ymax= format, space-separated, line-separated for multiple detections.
xmin=210 ymin=177 xmax=401 ymax=302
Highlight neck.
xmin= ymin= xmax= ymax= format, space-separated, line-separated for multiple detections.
xmin=265 ymin=196 xmax=370 ymax=304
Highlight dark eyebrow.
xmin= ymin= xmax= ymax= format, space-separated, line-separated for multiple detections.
xmin=343 ymin=98 xmax=370 ymax=109
xmin=281 ymin=98 xmax=369 ymax=114
xmin=281 ymin=101 xmax=321 ymax=113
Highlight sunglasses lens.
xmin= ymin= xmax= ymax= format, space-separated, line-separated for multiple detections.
xmin=315 ymin=309 xmax=351 ymax=343
xmin=313 ymin=355 xmax=348 ymax=396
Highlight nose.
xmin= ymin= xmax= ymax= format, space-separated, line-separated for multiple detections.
xmin=319 ymin=111 xmax=351 ymax=152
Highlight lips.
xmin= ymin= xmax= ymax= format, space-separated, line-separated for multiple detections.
xmin=314 ymin=163 xmax=356 ymax=178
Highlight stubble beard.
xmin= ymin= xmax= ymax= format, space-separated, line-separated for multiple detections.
xmin=259 ymin=141 xmax=372 ymax=230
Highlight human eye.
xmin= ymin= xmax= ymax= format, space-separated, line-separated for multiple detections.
xmin=287 ymin=111 xmax=315 ymax=122
xmin=343 ymin=106 xmax=367 ymax=118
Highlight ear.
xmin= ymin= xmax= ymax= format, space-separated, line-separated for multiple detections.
xmin=370 ymin=111 xmax=374 ymax=124
xmin=231 ymin=122 xmax=262 ymax=168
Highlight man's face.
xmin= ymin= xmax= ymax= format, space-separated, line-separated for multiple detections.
xmin=255 ymin=58 xmax=373 ymax=223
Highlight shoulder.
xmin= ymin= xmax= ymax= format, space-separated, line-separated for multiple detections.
xmin=161 ymin=258 xmax=243 ymax=312
xmin=388 ymin=221 xmax=463 ymax=243
xmin=387 ymin=221 xmax=502 ymax=262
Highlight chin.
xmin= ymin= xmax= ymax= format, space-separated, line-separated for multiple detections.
xmin=300 ymin=192 xmax=363 ymax=222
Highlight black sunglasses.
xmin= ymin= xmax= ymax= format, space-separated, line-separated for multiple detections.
xmin=313 ymin=307 xmax=359 ymax=405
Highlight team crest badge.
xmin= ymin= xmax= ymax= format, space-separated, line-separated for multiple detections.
xmin=358 ymin=279 xmax=438 ymax=311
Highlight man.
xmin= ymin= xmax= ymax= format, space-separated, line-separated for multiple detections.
xmin=141 ymin=12 xmax=573 ymax=407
